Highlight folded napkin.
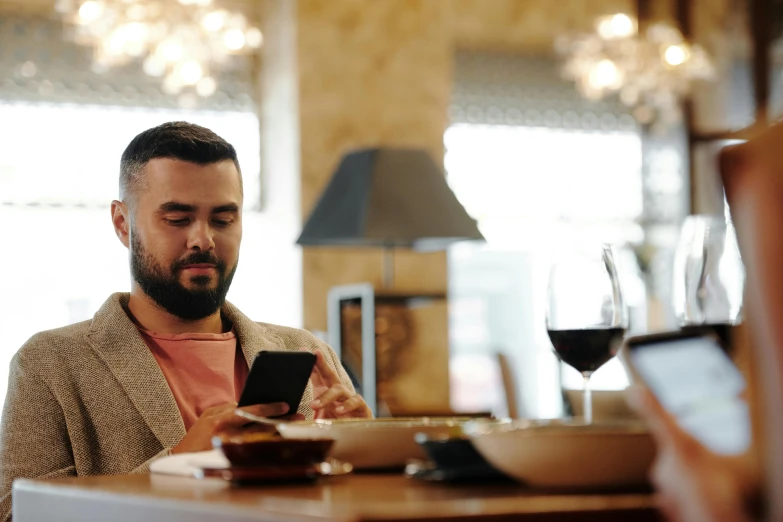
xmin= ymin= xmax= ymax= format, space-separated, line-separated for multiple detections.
xmin=150 ymin=449 xmax=230 ymax=477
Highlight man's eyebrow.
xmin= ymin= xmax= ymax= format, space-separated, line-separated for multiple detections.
xmin=212 ymin=204 xmax=239 ymax=214
xmin=158 ymin=202 xmax=195 ymax=213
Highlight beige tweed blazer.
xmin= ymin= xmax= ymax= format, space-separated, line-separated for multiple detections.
xmin=0 ymin=293 xmax=353 ymax=521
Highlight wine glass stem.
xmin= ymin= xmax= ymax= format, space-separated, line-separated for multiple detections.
xmin=582 ymin=372 xmax=593 ymax=424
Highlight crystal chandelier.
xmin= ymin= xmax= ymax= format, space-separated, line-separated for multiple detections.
xmin=556 ymin=13 xmax=715 ymax=128
xmin=54 ymin=0 xmax=263 ymax=99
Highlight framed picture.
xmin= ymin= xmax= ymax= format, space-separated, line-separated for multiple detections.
xmin=327 ymin=284 xmax=451 ymax=418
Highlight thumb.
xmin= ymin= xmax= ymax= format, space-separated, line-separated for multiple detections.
xmin=627 ymin=386 xmax=697 ymax=452
xmin=239 ymin=402 xmax=290 ymax=419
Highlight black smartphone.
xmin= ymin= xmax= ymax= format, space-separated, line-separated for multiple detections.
xmin=237 ymin=351 xmax=317 ymax=414
xmin=623 ymin=331 xmax=751 ymax=455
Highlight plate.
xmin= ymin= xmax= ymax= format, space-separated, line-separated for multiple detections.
xmin=464 ymin=419 xmax=656 ymax=489
xmin=196 ymin=460 xmax=353 ymax=484
xmin=277 ymin=417 xmax=470 ymax=469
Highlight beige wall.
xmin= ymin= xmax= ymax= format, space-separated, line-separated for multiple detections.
xmin=297 ymin=0 xmax=453 ymax=331
xmin=450 ymin=0 xmax=633 ymax=51
xmin=291 ymin=0 xmax=637 ymax=332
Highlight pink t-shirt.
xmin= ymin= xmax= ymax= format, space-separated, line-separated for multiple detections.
xmin=139 ymin=328 xmax=249 ymax=431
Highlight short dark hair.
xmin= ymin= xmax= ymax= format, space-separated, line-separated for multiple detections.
xmin=119 ymin=121 xmax=242 ymax=204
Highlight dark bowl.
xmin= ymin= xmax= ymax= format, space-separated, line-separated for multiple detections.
xmin=213 ymin=430 xmax=334 ymax=468
xmin=413 ymin=433 xmax=510 ymax=481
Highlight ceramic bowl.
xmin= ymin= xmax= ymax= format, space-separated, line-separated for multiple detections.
xmin=464 ymin=419 xmax=656 ymax=489
xmin=411 ymin=433 xmax=510 ymax=482
xmin=277 ymin=417 xmax=468 ymax=469
xmin=212 ymin=430 xmax=334 ymax=468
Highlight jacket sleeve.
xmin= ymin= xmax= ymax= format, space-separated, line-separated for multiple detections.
xmin=128 ymin=448 xmax=172 ymax=474
xmin=0 ymin=353 xmax=75 ymax=522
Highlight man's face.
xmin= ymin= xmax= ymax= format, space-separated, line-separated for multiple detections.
xmin=128 ymin=158 xmax=243 ymax=320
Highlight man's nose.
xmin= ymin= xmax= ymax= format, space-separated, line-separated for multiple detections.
xmin=186 ymin=221 xmax=215 ymax=252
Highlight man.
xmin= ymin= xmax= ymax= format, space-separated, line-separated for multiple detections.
xmin=0 ymin=122 xmax=371 ymax=520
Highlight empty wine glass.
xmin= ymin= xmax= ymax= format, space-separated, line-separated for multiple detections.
xmin=672 ymin=214 xmax=745 ymax=348
xmin=546 ymin=244 xmax=628 ymax=424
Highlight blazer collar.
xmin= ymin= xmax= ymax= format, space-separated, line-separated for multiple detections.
xmin=84 ymin=293 xmax=287 ymax=450
xmin=220 ymin=299 xmax=289 ymax=365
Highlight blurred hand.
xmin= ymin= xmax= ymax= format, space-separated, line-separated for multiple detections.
xmin=720 ymin=123 xmax=783 ymax=187
xmin=719 ymin=122 xmax=783 ymax=522
xmin=171 ymin=402 xmax=291 ymax=454
xmin=306 ymin=348 xmax=372 ymax=419
xmin=628 ymin=387 xmax=758 ymax=522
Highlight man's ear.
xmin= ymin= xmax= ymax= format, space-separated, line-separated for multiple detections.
xmin=111 ymin=200 xmax=131 ymax=248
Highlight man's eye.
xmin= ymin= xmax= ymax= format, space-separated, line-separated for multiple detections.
xmin=213 ymin=219 xmax=232 ymax=227
xmin=164 ymin=218 xmax=189 ymax=226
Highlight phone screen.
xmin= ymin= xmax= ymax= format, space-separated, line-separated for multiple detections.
xmin=629 ymin=335 xmax=751 ymax=455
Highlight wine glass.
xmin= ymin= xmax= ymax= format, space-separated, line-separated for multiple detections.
xmin=546 ymin=244 xmax=627 ymax=424
xmin=672 ymin=214 xmax=745 ymax=348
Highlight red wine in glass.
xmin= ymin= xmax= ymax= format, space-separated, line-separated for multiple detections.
xmin=547 ymin=327 xmax=626 ymax=373
xmin=546 ymin=244 xmax=627 ymax=424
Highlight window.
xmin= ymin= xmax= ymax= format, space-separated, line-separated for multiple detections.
xmin=445 ymin=53 xmax=650 ymax=418
xmin=446 ymin=124 xmax=643 ymax=418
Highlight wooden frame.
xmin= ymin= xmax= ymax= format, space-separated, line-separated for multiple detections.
xmin=327 ymin=283 xmax=377 ymax=415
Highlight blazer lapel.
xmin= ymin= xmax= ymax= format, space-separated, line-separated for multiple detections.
xmin=85 ymin=293 xmax=186 ymax=449
xmin=222 ymin=301 xmax=289 ymax=365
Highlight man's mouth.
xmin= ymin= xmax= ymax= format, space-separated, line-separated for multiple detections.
xmin=180 ymin=264 xmax=217 ymax=275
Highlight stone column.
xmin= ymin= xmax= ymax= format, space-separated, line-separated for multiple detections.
xmin=296 ymin=0 xmax=453 ymax=332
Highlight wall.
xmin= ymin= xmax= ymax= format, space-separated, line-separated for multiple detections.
xmin=292 ymin=0 xmax=637 ymax=332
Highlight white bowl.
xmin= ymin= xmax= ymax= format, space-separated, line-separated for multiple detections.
xmin=277 ymin=417 xmax=467 ymax=469
xmin=464 ymin=419 xmax=656 ymax=489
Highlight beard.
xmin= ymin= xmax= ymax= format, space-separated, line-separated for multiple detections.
xmin=130 ymin=230 xmax=238 ymax=321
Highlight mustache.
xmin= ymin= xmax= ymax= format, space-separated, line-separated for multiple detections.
xmin=172 ymin=252 xmax=225 ymax=271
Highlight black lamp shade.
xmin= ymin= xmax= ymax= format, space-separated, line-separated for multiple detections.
xmin=297 ymin=148 xmax=484 ymax=250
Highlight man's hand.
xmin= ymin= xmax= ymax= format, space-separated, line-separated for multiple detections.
xmin=628 ymin=386 xmax=757 ymax=522
xmin=306 ymin=348 xmax=372 ymax=419
xmin=171 ymin=402 xmax=290 ymax=454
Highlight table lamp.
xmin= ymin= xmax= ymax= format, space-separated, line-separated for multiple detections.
xmin=296 ymin=147 xmax=484 ymax=287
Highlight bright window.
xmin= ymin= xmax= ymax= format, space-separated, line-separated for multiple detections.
xmin=446 ymin=123 xmax=643 ymax=418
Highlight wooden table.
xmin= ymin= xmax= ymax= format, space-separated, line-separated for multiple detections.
xmin=13 ymin=473 xmax=661 ymax=522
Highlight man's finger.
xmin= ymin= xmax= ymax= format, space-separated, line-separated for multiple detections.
xmin=239 ymin=402 xmax=290 ymax=419
xmin=627 ymin=386 xmax=686 ymax=449
xmin=215 ymin=413 xmax=251 ymax=431
xmin=216 ymin=402 xmax=290 ymax=431
xmin=311 ymin=384 xmax=351 ymax=409
xmin=651 ymin=451 xmax=687 ymax=522
xmin=334 ymin=395 xmax=368 ymax=416
xmin=311 ymin=349 xmax=342 ymax=387
xmin=655 ymin=491 xmax=681 ymax=522
xmin=204 ymin=403 xmax=239 ymax=419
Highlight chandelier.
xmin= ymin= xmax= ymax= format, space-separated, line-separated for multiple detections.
xmin=54 ymin=0 xmax=263 ymax=99
xmin=556 ymin=13 xmax=715 ymax=128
